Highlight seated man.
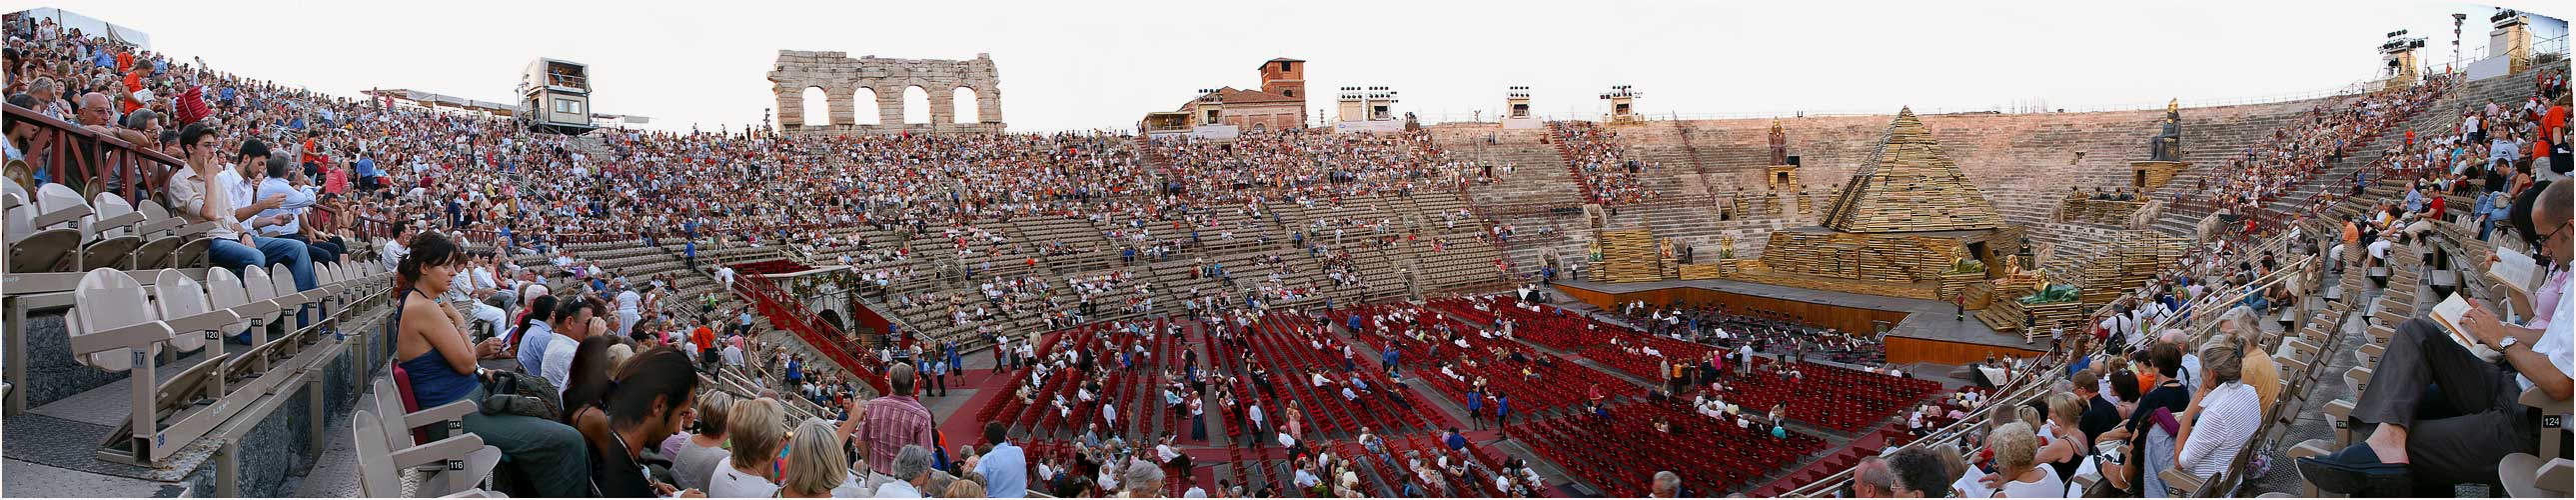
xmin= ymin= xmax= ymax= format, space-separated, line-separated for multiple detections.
xmin=165 ymin=128 xmax=317 ymax=340
xmin=2300 ymin=181 xmax=2574 ymax=494
xmin=250 ymin=155 xmax=341 ymax=266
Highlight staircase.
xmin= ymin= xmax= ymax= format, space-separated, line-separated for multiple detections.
xmin=2142 ymin=78 xmax=2457 ymax=239
xmin=739 ymin=274 xmax=890 ymax=394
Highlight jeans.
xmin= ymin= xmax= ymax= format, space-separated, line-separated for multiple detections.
xmin=276 ymin=233 xmax=342 ymax=266
xmin=209 ymin=236 xmax=318 ymax=341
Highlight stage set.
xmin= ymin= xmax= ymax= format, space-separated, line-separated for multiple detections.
xmin=1549 ymin=108 xmax=2188 ymax=366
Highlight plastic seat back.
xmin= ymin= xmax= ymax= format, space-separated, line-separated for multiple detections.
xmin=90 ymin=192 xmax=142 ymax=237
xmin=205 ymin=267 xmax=254 ymax=335
xmin=351 ymin=410 xmax=401 ymax=498
xmin=272 ymin=263 xmax=302 ymax=298
xmin=155 ymin=269 xmax=211 ymax=353
xmin=32 ymin=183 xmax=93 ymax=230
xmin=243 ymin=265 xmax=283 ymax=327
xmin=71 ymin=268 xmax=159 ymax=372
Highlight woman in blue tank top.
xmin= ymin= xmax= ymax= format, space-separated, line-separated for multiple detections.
xmin=394 ymin=231 xmax=597 ymax=498
xmin=395 ymin=232 xmax=503 ymax=405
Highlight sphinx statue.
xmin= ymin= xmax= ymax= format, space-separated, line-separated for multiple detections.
xmin=2019 ymin=283 xmax=2081 ymax=304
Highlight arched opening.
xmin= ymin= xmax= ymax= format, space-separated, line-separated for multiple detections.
xmin=902 ymin=86 xmax=931 ymax=124
xmin=952 ymin=87 xmax=980 ymax=124
xmin=800 ymin=86 xmax=831 ymax=127
xmin=817 ymin=309 xmax=846 ymax=333
xmin=852 ymin=87 xmax=881 ymax=125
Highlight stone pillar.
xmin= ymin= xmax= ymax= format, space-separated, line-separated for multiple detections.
xmin=826 ymin=86 xmax=856 ymax=128
xmin=775 ymin=86 xmax=805 ymax=128
xmin=928 ymin=87 xmax=957 ymax=125
xmin=875 ymin=85 xmax=904 ymax=126
xmin=976 ymin=86 xmax=1003 ymax=124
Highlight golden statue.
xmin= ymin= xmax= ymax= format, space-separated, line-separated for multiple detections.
xmin=1768 ymin=119 xmax=1790 ymax=165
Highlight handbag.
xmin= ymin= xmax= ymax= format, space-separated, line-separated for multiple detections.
xmin=481 ymin=369 xmax=564 ymax=421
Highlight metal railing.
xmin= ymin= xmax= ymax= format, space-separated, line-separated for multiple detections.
xmin=1788 ymin=221 xmax=2316 ymax=497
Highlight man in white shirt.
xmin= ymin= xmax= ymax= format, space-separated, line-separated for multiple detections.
xmin=382 ymin=223 xmax=414 ymax=274
xmin=1247 ymin=403 xmax=1267 ymax=448
xmin=447 ymin=252 xmax=510 ymax=339
xmin=721 ymin=339 xmax=745 ymax=368
xmin=2303 ymin=182 xmax=2574 ymax=493
xmin=540 ymin=302 xmax=593 ymax=397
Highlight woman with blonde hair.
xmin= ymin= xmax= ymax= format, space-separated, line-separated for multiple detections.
xmin=942 ymin=479 xmax=985 ymax=498
xmin=1984 ymin=422 xmax=2062 ymax=497
xmin=671 ymin=391 xmax=734 ymax=491
xmin=777 ymin=418 xmax=848 ymax=498
xmin=707 ymin=398 xmax=786 ymax=498
xmin=2038 ymin=392 xmax=2089 ymax=493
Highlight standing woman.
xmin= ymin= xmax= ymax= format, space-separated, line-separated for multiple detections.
xmin=392 ymin=231 xmax=592 ymax=497
xmin=1188 ymin=390 xmax=1207 ymax=442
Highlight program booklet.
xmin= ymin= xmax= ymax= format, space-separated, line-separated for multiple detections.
xmin=2426 ymin=293 xmax=2505 ymax=362
xmin=2488 ymin=248 xmax=2541 ymax=299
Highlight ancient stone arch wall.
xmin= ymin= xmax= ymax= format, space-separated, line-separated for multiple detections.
xmin=768 ymin=50 xmax=1004 ymax=134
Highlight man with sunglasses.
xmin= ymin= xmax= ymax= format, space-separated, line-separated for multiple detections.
xmin=2300 ymin=180 xmax=2573 ymax=494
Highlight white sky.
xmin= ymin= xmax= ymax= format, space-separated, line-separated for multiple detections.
xmin=7 ymin=0 xmax=2567 ymax=132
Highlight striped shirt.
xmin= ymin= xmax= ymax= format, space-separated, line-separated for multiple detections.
xmin=2176 ymin=382 xmax=2260 ymax=479
xmin=858 ymin=396 xmax=936 ymax=477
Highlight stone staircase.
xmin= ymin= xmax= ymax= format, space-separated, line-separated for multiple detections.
xmin=1450 ymin=141 xmax=1586 ymax=209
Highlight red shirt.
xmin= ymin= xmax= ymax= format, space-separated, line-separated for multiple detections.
xmin=302 ymin=139 xmax=326 ymax=166
xmin=2545 ymin=105 xmax=2568 ymax=142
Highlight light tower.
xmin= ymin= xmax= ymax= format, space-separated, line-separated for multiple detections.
xmin=1506 ymin=86 xmax=1532 ymax=119
xmin=1599 ymin=85 xmax=1642 ymax=124
xmin=1501 ymin=85 xmax=1543 ymax=129
xmin=2489 ymin=9 xmax=2532 ymax=74
xmin=1195 ymin=88 xmax=1225 ymax=127
xmin=2380 ymin=30 xmax=2426 ymax=90
xmin=2452 ymin=13 xmax=2467 ymax=71
xmin=1336 ymin=86 xmax=1397 ymax=123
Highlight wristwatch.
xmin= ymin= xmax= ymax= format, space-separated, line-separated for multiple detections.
xmin=2497 ymin=335 xmax=2520 ymax=352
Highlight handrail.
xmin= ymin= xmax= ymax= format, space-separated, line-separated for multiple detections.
xmin=1782 ymin=250 xmax=2313 ymax=498
xmin=737 ymin=273 xmax=890 ymax=395
xmin=5 ymin=104 xmax=185 ymax=205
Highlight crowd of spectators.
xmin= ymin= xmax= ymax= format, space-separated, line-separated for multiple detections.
xmin=2179 ymin=75 xmax=2453 ymax=234
xmin=1547 ymin=120 xmax=1659 ymax=205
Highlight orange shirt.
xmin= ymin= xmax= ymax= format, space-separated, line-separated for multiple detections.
xmin=691 ymin=326 xmax=715 ymax=350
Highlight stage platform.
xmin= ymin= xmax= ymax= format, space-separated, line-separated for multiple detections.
xmin=1548 ymin=278 xmax=2046 ymax=365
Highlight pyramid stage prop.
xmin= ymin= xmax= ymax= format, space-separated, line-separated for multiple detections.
xmin=1590 ymin=229 xmax=1672 ymax=283
xmin=1736 ymin=108 xmax=2016 ymax=302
